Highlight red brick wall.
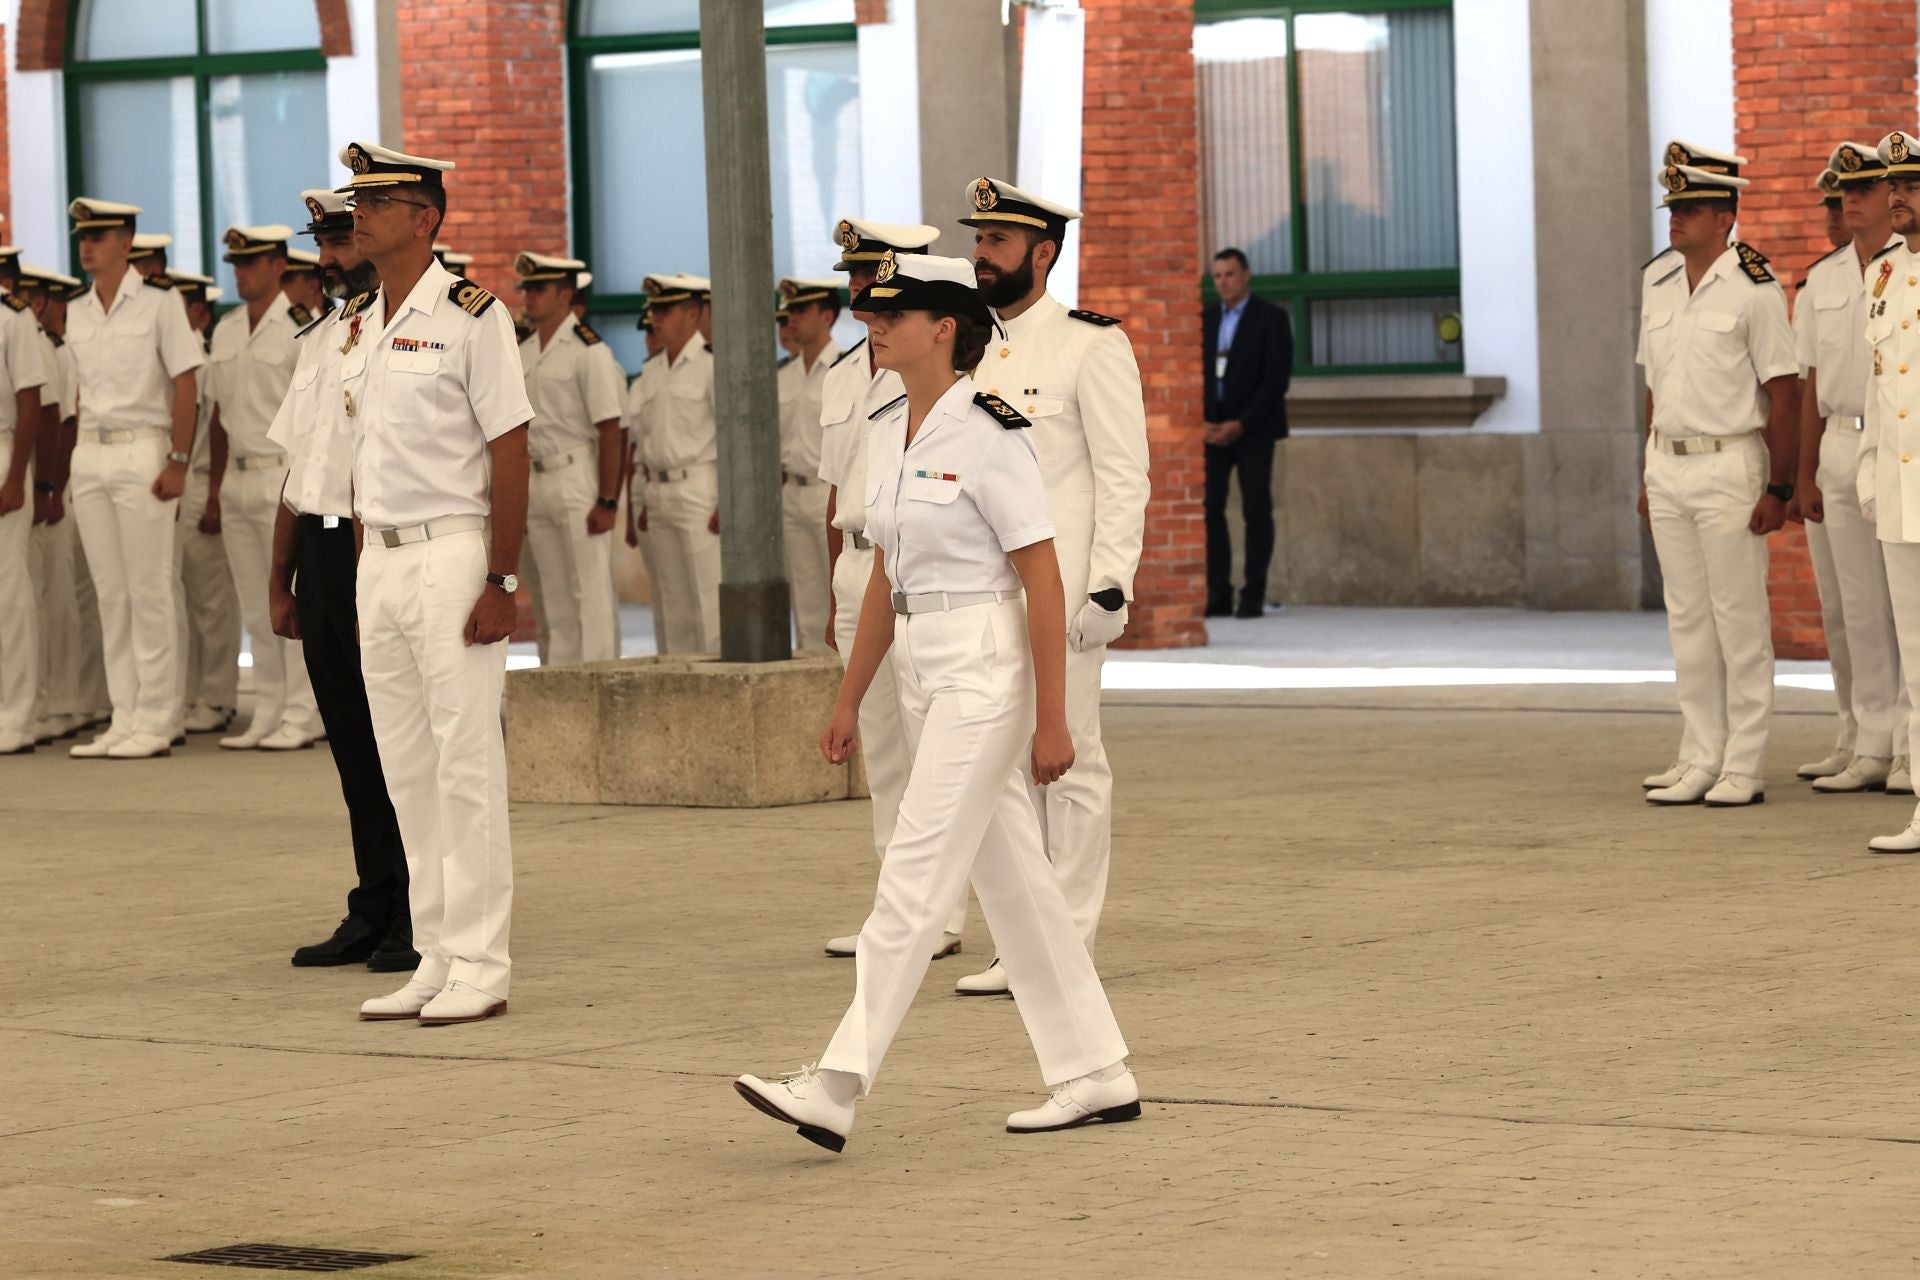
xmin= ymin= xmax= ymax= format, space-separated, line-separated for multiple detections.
xmin=393 ymin=0 xmax=568 ymax=300
xmin=1079 ymin=0 xmax=1207 ymax=649
xmin=854 ymin=0 xmax=889 ymax=23
xmin=1732 ymin=0 xmax=1918 ymax=658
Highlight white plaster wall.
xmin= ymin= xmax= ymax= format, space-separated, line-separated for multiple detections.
xmin=5 ymin=0 xmax=69 ymax=272
xmin=856 ymin=0 xmax=920 ymax=224
xmin=1645 ymin=0 xmax=1734 ymax=258
xmin=325 ymin=0 xmax=383 ymax=179
xmin=1452 ymin=0 xmax=1538 ymax=435
xmin=1019 ymin=3 xmax=1084 ymax=307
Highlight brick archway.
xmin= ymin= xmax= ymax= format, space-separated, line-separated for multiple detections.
xmin=16 ymin=0 xmax=352 ymax=71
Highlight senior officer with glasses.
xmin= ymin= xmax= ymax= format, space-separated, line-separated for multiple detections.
xmin=333 ymin=142 xmax=534 ymax=1027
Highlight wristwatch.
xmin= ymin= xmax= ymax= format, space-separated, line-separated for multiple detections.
xmin=166 ymin=449 xmax=190 ymax=466
xmin=486 ymin=571 xmax=520 ymax=594
xmin=596 ymin=496 xmax=619 ymax=512
xmin=1765 ymin=482 xmax=1795 ymax=502
xmin=32 ymin=481 xmax=54 ymax=495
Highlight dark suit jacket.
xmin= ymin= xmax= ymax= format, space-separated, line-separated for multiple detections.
xmin=1203 ymin=295 xmax=1294 ymax=440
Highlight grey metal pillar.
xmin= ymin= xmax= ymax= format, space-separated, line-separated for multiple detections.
xmin=700 ymin=0 xmax=791 ymax=662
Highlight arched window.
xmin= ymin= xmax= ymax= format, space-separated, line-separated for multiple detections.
xmin=568 ymin=0 xmax=863 ymax=369
xmin=66 ymin=0 xmax=331 ymax=297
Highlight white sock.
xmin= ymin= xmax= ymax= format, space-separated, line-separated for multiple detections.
xmin=1089 ymin=1061 xmax=1127 ymax=1083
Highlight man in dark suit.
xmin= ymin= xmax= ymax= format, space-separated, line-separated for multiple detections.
xmin=1203 ymin=247 xmax=1293 ymax=618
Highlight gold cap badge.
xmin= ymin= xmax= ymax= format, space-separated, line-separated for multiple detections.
xmin=304 ymin=196 xmax=324 ymax=220
xmin=970 ymin=178 xmax=998 ymax=212
xmin=1665 ymin=143 xmax=1688 ymax=167
xmin=1662 ymin=166 xmax=1687 ymax=193
xmin=346 ymin=144 xmax=371 ymax=175
xmin=1895 ymin=134 xmax=1913 ymax=164
xmin=1839 ymin=146 xmax=1864 ymax=172
xmin=874 ymin=250 xmax=897 ymax=284
xmin=224 ymin=228 xmax=247 ymax=250
xmin=834 ymin=220 xmax=859 ymax=251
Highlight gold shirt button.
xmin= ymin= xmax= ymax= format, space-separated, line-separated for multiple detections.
xmin=999 ymin=348 xmax=1010 ymax=359
xmin=1903 ymin=364 xmax=1910 ymax=374
xmin=1906 ymin=453 xmax=1913 ymax=463
xmin=1902 ymin=409 xmax=1909 ymax=419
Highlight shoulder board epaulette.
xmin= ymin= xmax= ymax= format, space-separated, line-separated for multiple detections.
xmin=777 ymin=354 xmax=794 ymax=369
xmin=830 ymin=338 xmax=866 ymax=368
xmin=1732 ymin=242 xmax=1775 ymax=284
xmin=1640 ymin=247 xmax=1676 ymax=273
xmin=1810 ymin=244 xmax=1850 ymax=271
xmin=48 ymin=332 xmax=63 ymax=348
xmin=574 ymin=320 xmax=601 ymax=346
xmin=287 ymin=302 xmax=313 ymax=328
xmin=143 ymin=274 xmax=174 ymax=291
xmin=447 ymin=278 xmax=496 ymax=317
xmin=1875 ymin=241 xmax=1901 ymax=262
xmin=0 ymin=291 xmax=28 ymax=313
xmin=1068 ymin=308 xmax=1121 ymax=327
xmin=975 ymin=392 xmax=1031 ymax=429
xmin=514 ymin=322 xmax=534 ymax=344
xmin=703 ymin=341 xmax=714 ymax=353
xmin=340 ymin=291 xmax=373 ymax=319
xmin=867 ymin=392 xmax=907 ymax=421
xmin=1650 ymin=261 xmax=1685 ymax=288
xmin=295 ymin=311 xmax=328 ymax=340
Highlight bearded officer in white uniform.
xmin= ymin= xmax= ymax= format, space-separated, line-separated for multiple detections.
xmin=514 ymin=251 xmax=625 ymax=665
xmin=65 ymin=198 xmax=204 ymax=760
xmin=814 ymin=217 xmax=969 ymax=962
xmin=1852 ymin=131 xmax=1920 ymax=852
xmin=331 ymin=142 xmax=534 ymax=1027
xmin=0 ymin=242 xmax=47 ymax=756
xmin=207 ymin=226 xmax=324 ymax=750
xmin=1637 ymin=162 xmax=1799 ymax=808
xmin=634 ymin=273 xmax=719 ymax=654
xmin=774 ymin=277 xmax=842 ymax=651
xmin=1793 ymin=141 xmax=1908 ymax=796
xmin=952 ymin=178 xmax=1151 ymax=996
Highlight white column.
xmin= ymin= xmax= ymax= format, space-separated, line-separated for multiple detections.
xmin=6 ymin=4 xmax=68 ymax=270
xmin=1018 ymin=2 xmax=1085 ymax=308
xmin=326 ymin=0 xmax=385 ymax=161
xmin=856 ymin=0 xmax=921 ymax=224
xmin=1644 ymin=0 xmax=1735 ymax=258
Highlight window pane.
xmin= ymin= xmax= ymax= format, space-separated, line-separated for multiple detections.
xmin=592 ymin=313 xmax=653 ymax=376
xmin=78 ymin=78 xmax=204 ymax=275
xmin=1297 ymin=10 xmax=1457 ymax=273
xmin=1194 ymin=18 xmax=1292 ymax=276
xmin=583 ymin=42 xmax=861 ymax=291
xmin=74 ymin=0 xmax=196 ymax=59
xmin=1309 ymin=296 xmax=1462 ymax=367
xmin=207 ymin=71 xmax=332 ymax=297
xmin=578 ymin=0 xmax=854 ymax=37
xmin=207 ymin=0 xmax=322 ymax=54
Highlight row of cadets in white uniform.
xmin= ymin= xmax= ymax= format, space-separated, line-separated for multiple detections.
xmin=736 ymin=251 xmax=1139 ymax=1152
xmin=0 ymin=234 xmax=49 ymax=754
xmin=1636 ymin=145 xmax=1800 ymax=808
xmin=1793 ymin=140 xmax=1910 ymax=797
xmin=324 ymin=141 xmax=535 ymax=1027
xmin=629 ymin=273 xmax=720 ymax=655
xmin=774 ymin=276 xmax=841 ymax=651
xmin=513 ymin=251 xmax=627 ymax=666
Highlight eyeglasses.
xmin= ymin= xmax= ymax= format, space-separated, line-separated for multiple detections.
xmin=345 ymin=192 xmax=430 ymax=213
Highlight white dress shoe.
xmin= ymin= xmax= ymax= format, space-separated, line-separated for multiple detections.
xmin=69 ymin=728 xmax=132 ymax=759
xmin=418 ymin=980 xmax=507 ymax=1026
xmin=734 ymin=1065 xmax=856 ymax=1153
xmin=257 ymin=724 xmax=322 ymax=751
xmin=1642 ymin=762 xmax=1687 ymax=790
xmin=0 ymin=731 xmax=33 ymax=755
xmin=824 ymin=931 xmax=962 ymax=960
xmin=360 ymin=979 xmax=443 ymax=1021
xmin=1703 ymin=773 xmax=1764 ymax=807
xmin=1006 ymin=1067 xmax=1142 ymax=1133
xmin=1869 ymin=823 xmax=1920 ymax=854
xmin=106 ymin=731 xmax=173 ymax=759
xmin=1890 ymin=756 xmax=1914 ymax=796
xmin=1645 ymin=766 xmax=1717 ymax=806
xmin=1812 ymin=756 xmax=1890 ymax=793
xmin=1797 ymin=750 xmax=1853 ymax=780
xmin=183 ymin=703 xmax=234 ymax=734
xmin=218 ymin=724 xmax=269 ymax=750
xmin=955 ymin=958 xmax=1011 ymax=996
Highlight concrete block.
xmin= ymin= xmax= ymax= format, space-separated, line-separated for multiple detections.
xmin=507 ymin=653 xmax=853 ymax=808
xmin=1416 ymin=436 xmax=1525 ymax=605
xmin=1282 ymin=435 xmax=1420 ymax=604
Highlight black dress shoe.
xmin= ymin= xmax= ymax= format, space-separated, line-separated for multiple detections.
xmin=1204 ymin=592 xmax=1234 ymax=618
xmin=291 ymin=917 xmax=382 ymax=967
xmin=1234 ymin=593 xmax=1265 ymax=619
xmin=367 ymin=935 xmax=422 ymax=973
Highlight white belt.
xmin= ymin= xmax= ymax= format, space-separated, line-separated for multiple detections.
xmin=1650 ymin=430 xmax=1761 ymax=456
xmin=369 ymin=514 xmax=485 ymax=548
xmin=891 ymin=589 xmax=1019 ymax=616
xmin=233 ymin=452 xmax=286 ymax=472
xmin=532 ymin=445 xmax=590 ymax=473
xmin=82 ymin=427 xmax=157 ymax=444
xmin=645 ymin=465 xmax=696 ymax=483
xmin=1827 ymin=415 xmax=1867 ymax=433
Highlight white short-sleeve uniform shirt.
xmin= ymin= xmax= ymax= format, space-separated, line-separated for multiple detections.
xmin=269 ymin=300 xmax=358 ymax=519
xmin=66 ymin=275 xmax=203 ymax=431
xmin=777 ymin=338 xmax=839 ymax=478
xmin=1638 ymin=244 xmax=1797 ymax=436
xmin=208 ymin=292 xmax=306 ymax=457
xmin=863 ymin=376 xmax=1055 ymax=596
xmin=518 ymin=317 xmax=627 ymax=460
xmin=816 ymin=338 xmax=905 ymax=533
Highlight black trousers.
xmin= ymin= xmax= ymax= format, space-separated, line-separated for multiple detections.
xmin=1203 ymin=432 xmax=1277 ymax=600
xmin=295 ymin=516 xmax=409 ymax=935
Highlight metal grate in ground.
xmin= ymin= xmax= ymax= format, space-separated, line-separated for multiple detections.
xmin=160 ymin=1243 xmax=416 ymax=1272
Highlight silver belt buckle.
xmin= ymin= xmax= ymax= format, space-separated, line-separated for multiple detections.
xmin=322 ymin=515 xmax=341 ymax=530
xmin=891 ymin=591 xmax=908 ymax=615
xmin=1852 ymin=416 xmax=1867 ymax=432
xmin=379 ymin=528 xmax=402 ymax=548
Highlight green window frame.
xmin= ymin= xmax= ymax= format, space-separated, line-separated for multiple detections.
xmin=63 ymin=3 xmax=326 ymax=286
xmin=1195 ymin=0 xmax=1460 ymax=376
xmin=565 ymin=2 xmax=858 ymax=320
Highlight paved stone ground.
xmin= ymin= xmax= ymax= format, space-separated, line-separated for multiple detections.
xmin=9 ymin=675 xmax=1920 ymax=1278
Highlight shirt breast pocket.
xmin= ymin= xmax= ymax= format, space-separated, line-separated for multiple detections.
xmin=1690 ymin=311 xmax=1746 ymax=372
xmin=1023 ymin=394 xmax=1067 ymax=423
xmin=384 ymin=349 xmax=442 ymax=422
xmin=903 ymin=475 xmax=964 ymax=505
xmin=291 ymin=361 xmax=318 ymax=393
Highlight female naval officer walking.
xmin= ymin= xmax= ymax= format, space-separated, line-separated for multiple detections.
xmin=734 ymin=253 xmax=1138 ymax=1152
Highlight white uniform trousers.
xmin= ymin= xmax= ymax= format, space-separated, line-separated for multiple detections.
xmin=820 ymin=598 xmax=1128 ymax=1094
xmin=525 ymin=445 xmax=618 ymax=665
xmin=634 ymin=523 xmax=668 ymax=654
xmin=0 ymin=457 xmax=36 ymax=738
xmin=222 ymin=458 xmax=320 ymax=737
xmin=357 ymin=529 xmax=513 ymax=999
xmin=1808 ymin=424 xmax=1906 ymax=759
xmin=645 ymin=463 xmax=720 ymax=654
xmin=782 ymin=479 xmax=831 ymax=651
xmin=29 ymin=512 xmax=79 ymax=722
xmin=70 ymin=433 xmax=179 ymax=738
xmin=832 ymin=542 xmax=965 ymax=937
xmin=70 ymin=515 xmax=109 ymax=717
xmin=173 ymin=467 xmax=240 ymax=716
xmin=1644 ymin=434 xmax=1774 ymax=779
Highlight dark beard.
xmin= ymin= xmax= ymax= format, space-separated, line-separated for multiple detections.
xmin=322 ymin=261 xmax=378 ymax=300
xmin=977 ymin=249 xmax=1035 ymax=310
